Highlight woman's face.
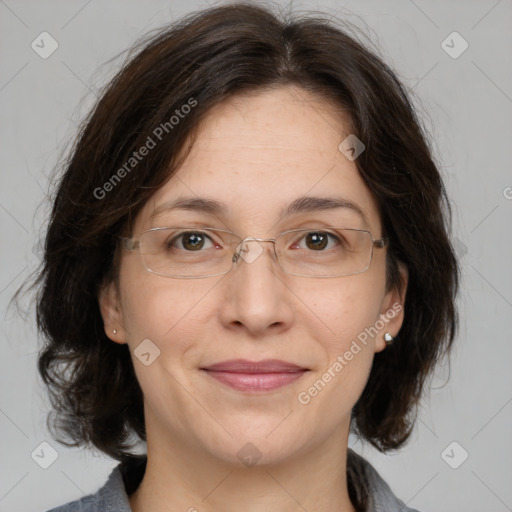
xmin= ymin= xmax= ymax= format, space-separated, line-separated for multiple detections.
xmin=100 ymin=85 xmax=406 ymax=467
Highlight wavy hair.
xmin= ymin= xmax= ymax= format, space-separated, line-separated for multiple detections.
xmin=18 ymin=1 xmax=458 ymax=484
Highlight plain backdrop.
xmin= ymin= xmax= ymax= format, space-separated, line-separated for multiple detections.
xmin=1 ymin=1 xmax=511 ymax=511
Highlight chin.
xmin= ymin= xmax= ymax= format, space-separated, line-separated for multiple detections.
xmin=209 ymin=438 xmax=300 ymax=468
xmin=195 ymin=421 xmax=312 ymax=468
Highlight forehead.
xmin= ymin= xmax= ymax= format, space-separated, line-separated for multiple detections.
xmin=135 ymin=86 xmax=381 ymax=235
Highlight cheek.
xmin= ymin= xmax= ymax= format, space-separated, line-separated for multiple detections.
xmin=118 ymin=274 xmax=210 ymax=413
xmin=118 ymin=260 xmax=212 ymax=358
xmin=296 ymin=296 xmax=379 ymax=430
xmin=307 ymin=269 xmax=386 ymax=349
xmin=296 ymin=270 xmax=386 ymax=405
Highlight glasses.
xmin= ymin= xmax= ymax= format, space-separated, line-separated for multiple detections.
xmin=121 ymin=226 xmax=388 ymax=279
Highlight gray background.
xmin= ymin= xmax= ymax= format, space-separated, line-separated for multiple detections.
xmin=1 ymin=0 xmax=511 ymax=511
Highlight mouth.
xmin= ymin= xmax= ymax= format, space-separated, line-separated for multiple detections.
xmin=200 ymin=359 xmax=310 ymax=392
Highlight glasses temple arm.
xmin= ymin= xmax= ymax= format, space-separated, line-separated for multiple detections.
xmin=120 ymin=237 xmax=139 ymax=251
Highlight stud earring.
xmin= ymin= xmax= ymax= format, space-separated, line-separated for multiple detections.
xmin=113 ymin=329 xmax=117 ymax=334
xmin=384 ymin=332 xmax=394 ymax=345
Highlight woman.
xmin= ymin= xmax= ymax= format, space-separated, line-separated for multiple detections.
xmin=29 ymin=3 xmax=458 ymax=511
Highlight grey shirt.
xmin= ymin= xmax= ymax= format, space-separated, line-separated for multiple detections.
xmin=46 ymin=449 xmax=419 ymax=512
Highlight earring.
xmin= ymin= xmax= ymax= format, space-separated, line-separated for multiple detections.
xmin=113 ymin=329 xmax=117 ymax=334
xmin=384 ymin=332 xmax=394 ymax=345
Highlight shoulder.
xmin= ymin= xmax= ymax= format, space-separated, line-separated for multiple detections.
xmin=44 ymin=461 xmax=135 ymax=512
xmin=348 ymin=449 xmax=421 ymax=512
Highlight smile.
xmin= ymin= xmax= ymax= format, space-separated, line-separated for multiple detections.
xmin=200 ymin=359 xmax=309 ymax=392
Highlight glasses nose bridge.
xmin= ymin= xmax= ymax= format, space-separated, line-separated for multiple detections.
xmin=232 ymin=235 xmax=278 ymax=265
xmin=241 ymin=236 xmax=276 ymax=244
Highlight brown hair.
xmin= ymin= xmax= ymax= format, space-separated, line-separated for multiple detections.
xmin=19 ymin=0 xmax=458 ymax=483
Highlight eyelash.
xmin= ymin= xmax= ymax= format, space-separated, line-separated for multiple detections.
xmin=167 ymin=230 xmax=343 ymax=252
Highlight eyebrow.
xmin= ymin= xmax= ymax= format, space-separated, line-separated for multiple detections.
xmin=150 ymin=195 xmax=370 ymax=227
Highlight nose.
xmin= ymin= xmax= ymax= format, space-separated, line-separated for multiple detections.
xmin=220 ymin=238 xmax=294 ymax=336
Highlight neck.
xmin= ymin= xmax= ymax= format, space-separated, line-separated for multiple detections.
xmin=129 ymin=421 xmax=357 ymax=512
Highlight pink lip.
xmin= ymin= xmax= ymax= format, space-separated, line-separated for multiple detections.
xmin=201 ymin=359 xmax=309 ymax=392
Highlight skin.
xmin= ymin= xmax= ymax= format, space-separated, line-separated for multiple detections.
xmin=99 ymin=85 xmax=408 ymax=512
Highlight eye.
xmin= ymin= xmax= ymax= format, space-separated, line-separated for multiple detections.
xmin=167 ymin=231 xmax=217 ymax=251
xmin=293 ymin=231 xmax=342 ymax=251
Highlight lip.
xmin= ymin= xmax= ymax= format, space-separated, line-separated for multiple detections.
xmin=200 ymin=359 xmax=309 ymax=392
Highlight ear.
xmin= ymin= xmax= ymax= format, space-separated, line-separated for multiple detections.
xmin=374 ymin=262 xmax=408 ymax=353
xmin=98 ymin=279 xmax=127 ymax=345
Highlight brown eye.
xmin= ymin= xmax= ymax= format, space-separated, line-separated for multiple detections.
xmin=305 ymin=232 xmax=328 ymax=250
xmin=182 ymin=232 xmax=207 ymax=251
xmin=168 ymin=231 xmax=215 ymax=251
xmin=296 ymin=232 xmax=340 ymax=251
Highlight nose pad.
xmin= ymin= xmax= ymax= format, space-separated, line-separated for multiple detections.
xmin=233 ymin=238 xmax=273 ymax=265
